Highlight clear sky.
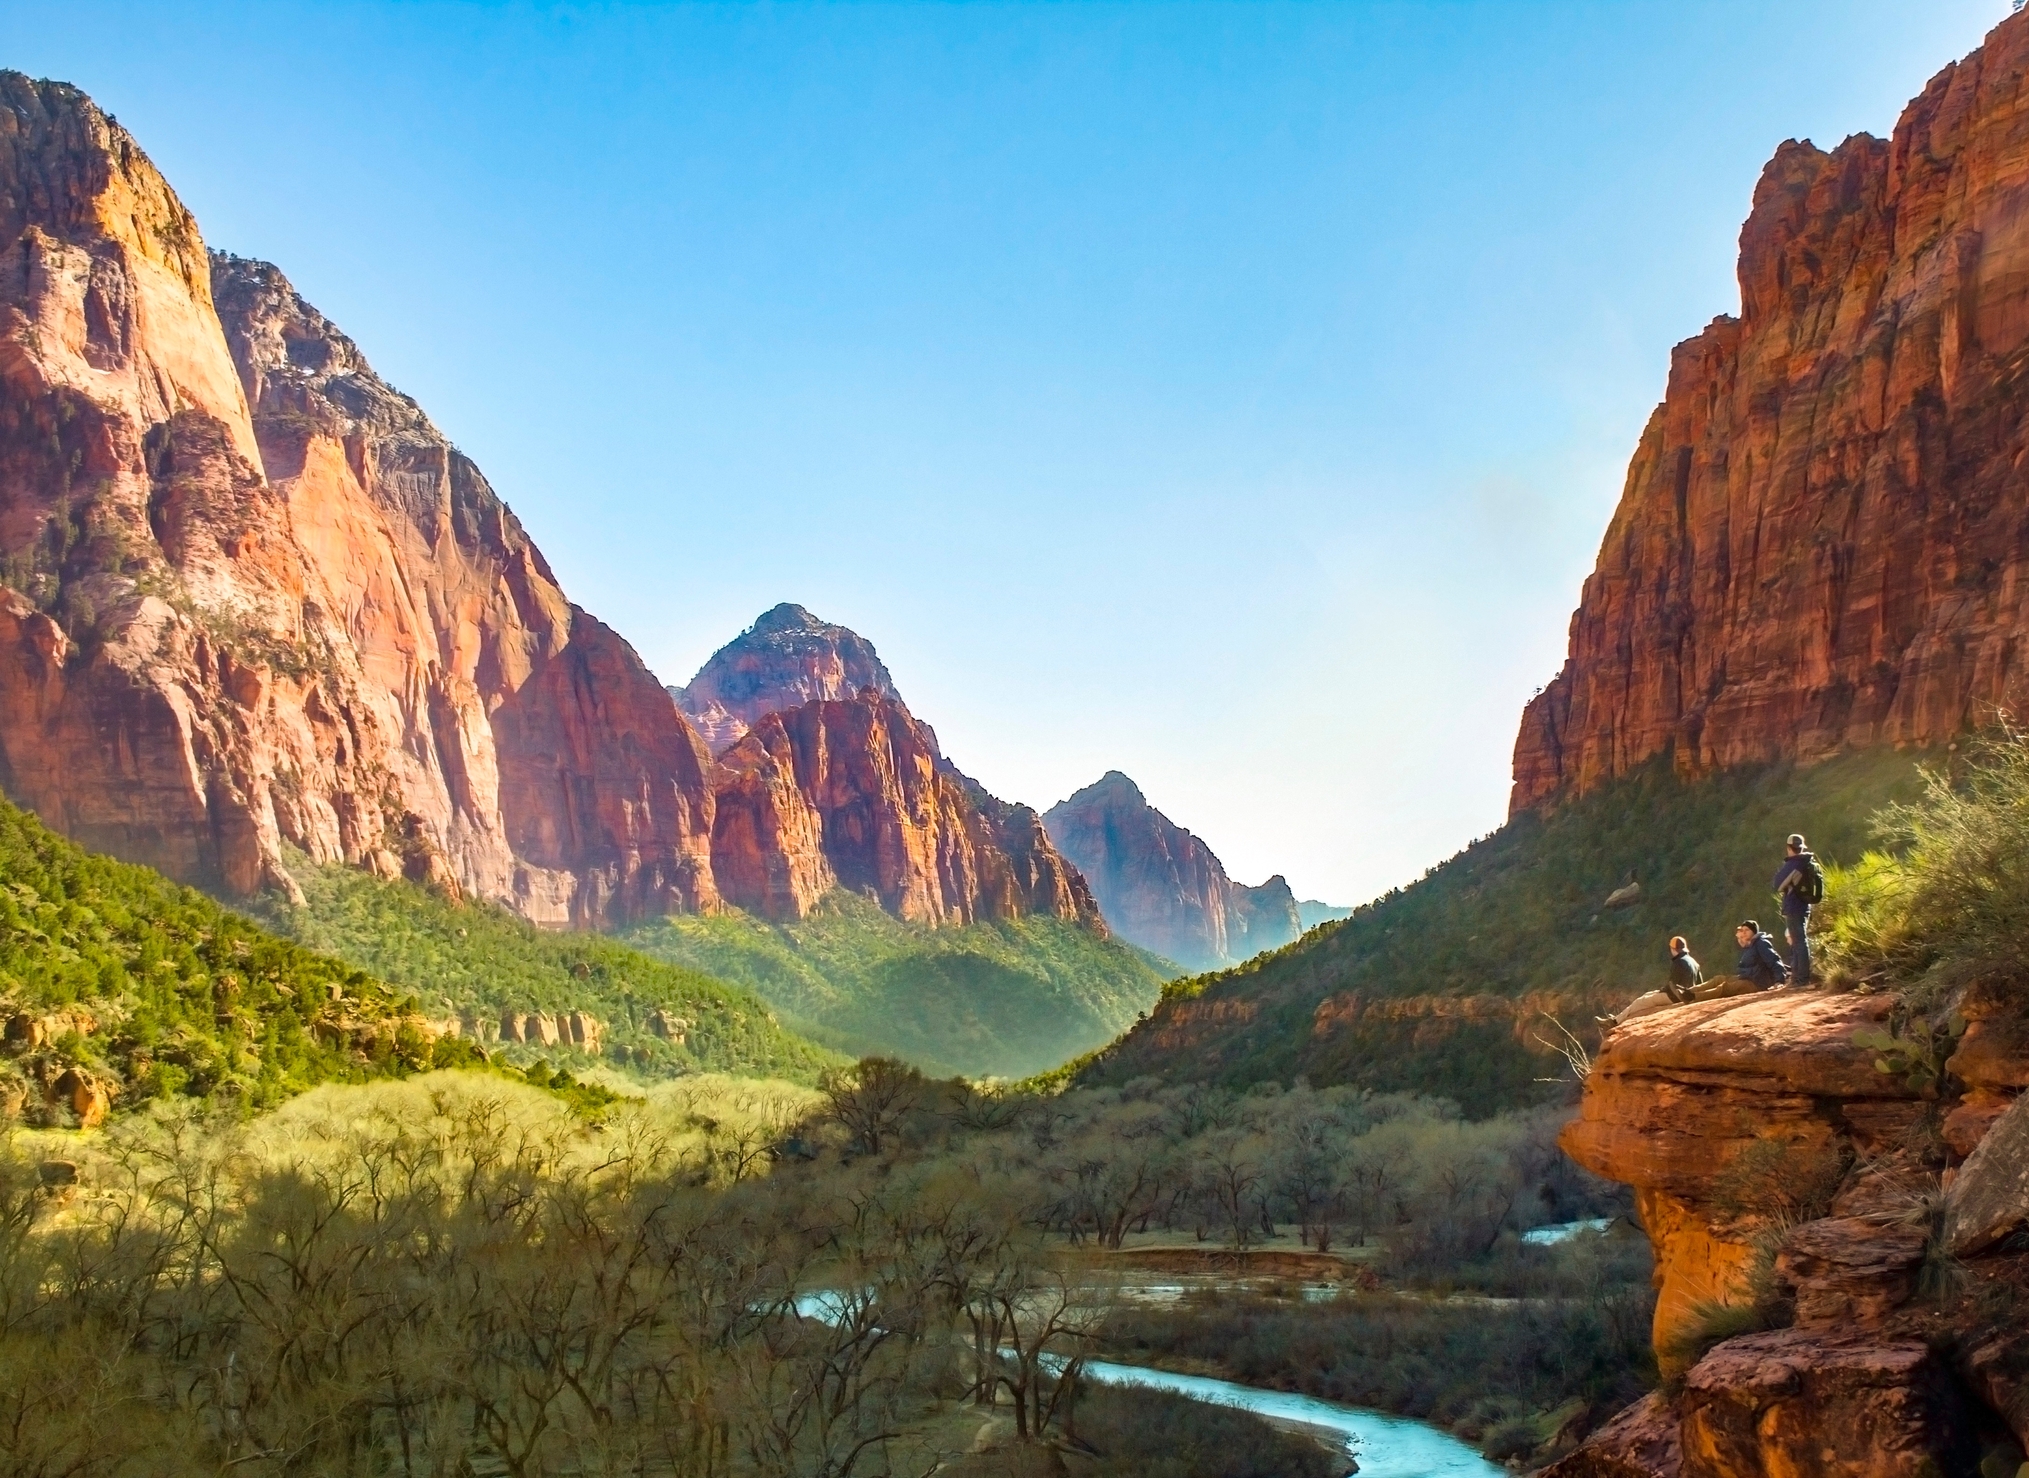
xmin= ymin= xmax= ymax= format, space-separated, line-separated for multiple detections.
xmin=10 ymin=0 xmax=2005 ymax=906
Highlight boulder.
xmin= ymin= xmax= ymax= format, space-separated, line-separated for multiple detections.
xmin=48 ymin=1068 xmax=111 ymax=1127
xmin=1947 ymin=1091 xmax=2029 ymax=1257
xmin=1539 ymin=1393 xmax=1681 ymax=1478
xmin=1680 ymin=1329 xmax=1977 ymax=1478
xmin=1776 ymin=1217 xmax=1928 ymax=1326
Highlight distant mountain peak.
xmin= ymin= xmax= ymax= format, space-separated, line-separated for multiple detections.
xmin=670 ymin=605 xmax=902 ymax=751
xmin=1043 ymin=771 xmax=1301 ymax=972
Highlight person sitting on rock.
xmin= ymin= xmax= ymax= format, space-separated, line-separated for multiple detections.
xmin=1597 ymin=936 xmax=1711 ymax=1026
xmin=1735 ymin=919 xmax=1789 ymax=989
xmin=1771 ymin=833 xmax=1823 ymax=987
xmin=1665 ymin=936 xmax=1703 ymax=1002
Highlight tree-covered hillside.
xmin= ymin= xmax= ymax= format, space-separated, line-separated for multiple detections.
xmin=622 ymin=889 xmax=1172 ymax=1079
xmin=1081 ymin=748 xmax=1929 ymax=1114
xmin=0 ymin=796 xmax=440 ymax=1119
xmin=251 ymin=858 xmax=841 ymax=1085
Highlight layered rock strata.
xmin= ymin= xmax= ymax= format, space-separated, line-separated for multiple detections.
xmin=672 ymin=603 xmax=905 ymax=753
xmin=1042 ymin=770 xmax=1302 ymax=971
xmin=1550 ymin=985 xmax=2029 ymax=1478
xmin=712 ymin=688 xmax=1099 ymax=926
xmin=1513 ymin=7 xmax=2029 ymax=813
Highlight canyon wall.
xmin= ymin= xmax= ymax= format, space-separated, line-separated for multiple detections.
xmin=0 ymin=75 xmax=1095 ymax=936
xmin=1042 ymin=770 xmax=1302 ymax=971
xmin=1514 ymin=9 xmax=2029 ymax=813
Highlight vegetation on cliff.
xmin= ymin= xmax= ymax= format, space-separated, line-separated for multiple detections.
xmin=0 ymin=794 xmax=448 ymax=1119
xmin=1085 ymin=747 xmax=1926 ymax=1115
xmin=250 ymin=857 xmax=841 ymax=1085
xmin=622 ymin=888 xmax=1169 ymax=1079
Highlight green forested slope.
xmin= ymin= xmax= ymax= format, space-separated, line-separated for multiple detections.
xmin=1080 ymin=748 xmax=1929 ymax=1113
xmin=621 ymin=889 xmax=1171 ymax=1079
xmin=0 ymin=796 xmax=436 ymax=1115
xmin=251 ymin=859 xmax=841 ymax=1084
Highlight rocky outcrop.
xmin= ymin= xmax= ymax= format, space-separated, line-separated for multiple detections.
xmin=1513 ymin=7 xmax=2029 ymax=814
xmin=710 ymin=688 xmax=1100 ymax=927
xmin=1551 ymin=985 xmax=2029 ymax=1477
xmin=1041 ymin=771 xmax=1302 ymax=971
xmin=672 ymin=604 xmax=905 ymax=753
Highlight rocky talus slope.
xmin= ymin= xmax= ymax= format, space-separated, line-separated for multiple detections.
xmin=0 ymin=76 xmax=1098 ymax=939
xmin=1547 ymin=985 xmax=2029 ymax=1478
xmin=671 ymin=602 xmax=905 ymax=752
xmin=1513 ymin=7 xmax=2029 ymax=814
xmin=1042 ymin=771 xmax=1302 ymax=971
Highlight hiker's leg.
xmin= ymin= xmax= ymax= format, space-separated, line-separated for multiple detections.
xmin=1788 ymin=912 xmax=1812 ymax=987
xmin=1612 ymin=990 xmax=1674 ymax=1024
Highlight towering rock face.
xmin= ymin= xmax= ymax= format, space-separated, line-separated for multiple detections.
xmin=1042 ymin=771 xmax=1302 ymax=971
xmin=0 ymin=73 xmax=721 ymax=924
xmin=672 ymin=603 xmax=905 ymax=752
xmin=711 ymin=688 xmax=1099 ymax=927
xmin=1514 ymin=9 xmax=2029 ymax=814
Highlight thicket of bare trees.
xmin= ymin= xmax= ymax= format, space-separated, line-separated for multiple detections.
xmin=0 ymin=1061 xmax=1635 ymax=1477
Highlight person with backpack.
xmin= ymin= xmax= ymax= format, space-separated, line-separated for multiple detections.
xmin=1735 ymin=919 xmax=1789 ymax=989
xmin=1771 ymin=833 xmax=1823 ymax=986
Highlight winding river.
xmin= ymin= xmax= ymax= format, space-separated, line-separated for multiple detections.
xmin=1077 ymin=1358 xmax=1504 ymax=1478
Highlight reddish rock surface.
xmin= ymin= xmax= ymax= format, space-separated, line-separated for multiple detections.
xmin=1513 ymin=8 xmax=2029 ymax=813
xmin=710 ymin=689 xmax=1099 ymax=927
xmin=671 ymin=604 xmax=905 ymax=753
xmin=0 ymin=77 xmax=1107 ymax=940
xmin=1041 ymin=771 xmax=1302 ymax=971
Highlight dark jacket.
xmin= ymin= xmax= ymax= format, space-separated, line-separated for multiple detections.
xmin=1772 ymin=851 xmax=1818 ymax=919
xmin=1738 ymin=932 xmax=1787 ymax=988
xmin=1668 ymin=950 xmax=1702 ymax=1000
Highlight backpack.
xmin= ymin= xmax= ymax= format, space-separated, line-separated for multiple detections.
xmin=1800 ymin=854 xmax=1825 ymax=904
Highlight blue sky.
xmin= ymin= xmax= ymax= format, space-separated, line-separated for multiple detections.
xmin=10 ymin=0 xmax=2004 ymax=905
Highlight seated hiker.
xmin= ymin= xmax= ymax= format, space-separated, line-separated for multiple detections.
xmin=1771 ymin=833 xmax=1823 ymax=987
xmin=1666 ymin=935 xmax=1702 ymax=1002
xmin=1735 ymin=919 xmax=1789 ymax=989
xmin=1598 ymin=935 xmax=1716 ymax=1026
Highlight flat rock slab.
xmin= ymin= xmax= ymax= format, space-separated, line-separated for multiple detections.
xmin=1948 ymin=1090 xmax=2029 ymax=1257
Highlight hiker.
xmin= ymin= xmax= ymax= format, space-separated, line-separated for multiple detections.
xmin=1598 ymin=935 xmax=1710 ymax=1026
xmin=1771 ymin=833 xmax=1823 ymax=987
xmin=1735 ymin=919 xmax=1788 ymax=989
xmin=1666 ymin=936 xmax=1702 ymax=1002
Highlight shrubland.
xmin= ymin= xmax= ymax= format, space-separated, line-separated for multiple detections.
xmin=1 ymin=1052 xmax=1649 ymax=1475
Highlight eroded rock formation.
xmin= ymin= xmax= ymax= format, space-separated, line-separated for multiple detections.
xmin=711 ymin=688 xmax=1099 ymax=927
xmin=1550 ymin=985 xmax=2029 ymax=1478
xmin=1513 ymin=7 xmax=2029 ymax=814
xmin=0 ymin=73 xmax=720 ymax=926
xmin=672 ymin=603 xmax=905 ymax=753
xmin=0 ymin=77 xmax=1101 ymax=941
xmin=1041 ymin=771 xmax=1302 ymax=971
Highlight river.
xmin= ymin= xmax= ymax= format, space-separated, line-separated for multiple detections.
xmin=1077 ymin=1358 xmax=1504 ymax=1478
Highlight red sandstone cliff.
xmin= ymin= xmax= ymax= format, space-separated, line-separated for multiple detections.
xmin=0 ymin=74 xmax=1101 ymax=935
xmin=1514 ymin=8 xmax=2029 ymax=814
xmin=711 ymin=688 xmax=1099 ymax=927
xmin=1041 ymin=770 xmax=1301 ymax=971
xmin=672 ymin=603 xmax=907 ymax=753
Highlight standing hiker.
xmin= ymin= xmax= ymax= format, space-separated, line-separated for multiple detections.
xmin=1735 ymin=919 xmax=1789 ymax=989
xmin=1771 ymin=833 xmax=1823 ymax=987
